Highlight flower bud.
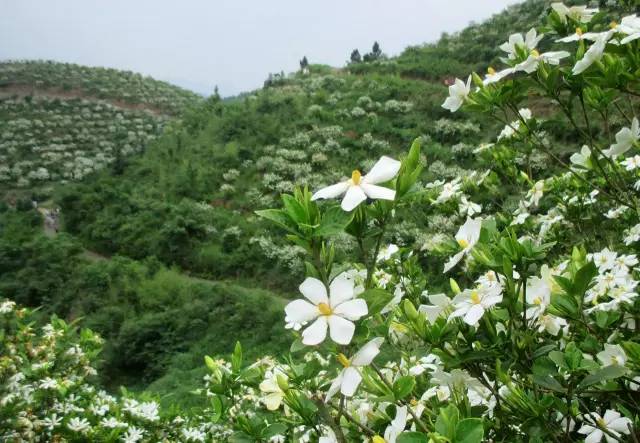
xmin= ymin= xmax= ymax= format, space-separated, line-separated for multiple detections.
xmin=276 ymin=374 xmax=289 ymax=392
xmin=403 ymin=299 xmax=419 ymax=321
xmin=449 ymin=278 xmax=461 ymax=295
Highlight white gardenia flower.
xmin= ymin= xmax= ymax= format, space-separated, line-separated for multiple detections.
xmin=377 ymin=244 xmax=399 ymax=262
xmin=526 ymin=180 xmax=545 ymax=207
xmin=459 ymin=195 xmax=482 ymax=216
xmin=557 ymin=27 xmax=605 ymax=43
xmin=325 ymin=337 xmax=384 ymax=402
xmin=618 ymin=14 xmax=640 ymax=44
xmin=604 ymin=118 xmax=639 ymax=158
xmin=572 ymin=31 xmax=613 ymax=75
xmin=526 ymin=276 xmax=552 ymax=320
xmin=42 ymin=414 xmax=62 ymax=431
xmin=622 ymin=155 xmax=640 ymax=171
xmin=442 ymin=76 xmax=471 ymax=113
xmin=596 ymin=344 xmax=626 ymax=367
xmin=449 ymin=284 xmax=503 ymax=326
xmin=419 ymin=293 xmax=451 ymax=323
xmin=123 ymin=427 xmax=145 ymax=443
xmin=515 ymin=50 xmax=570 ymax=73
xmin=578 ymin=410 xmax=631 ymax=443
xmin=537 ymin=314 xmax=568 ymax=336
xmin=67 ymin=417 xmax=91 ymax=433
xmin=259 ymin=370 xmax=287 ymax=410
xmin=444 ymin=217 xmax=482 ymax=273
xmin=312 ymin=156 xmax=401 ymax=211
xmin=499 ymin=28 xmax=544 ymax=60
xmin=570 ymin=145 xmax=592 ymax=169
xmin=435 ymin=178 xmax=462 ymax=204
xmin=0 ymin=300 xmax=16 ymax=314
xmin=551 ymin=3 xmax=599 ymax=24
xmin=483 ymin=66 xmax=515 ymax=85
xmin=285 ymin=275 xmax=368 ymax=346
xmin=383 ymin=405 xmax=408 ymax=443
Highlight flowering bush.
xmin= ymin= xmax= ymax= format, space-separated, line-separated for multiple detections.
xmin=5 ymin=3 xmax=640 ymax=443
xmin=241 ymin=4 xmax=640 ymax=441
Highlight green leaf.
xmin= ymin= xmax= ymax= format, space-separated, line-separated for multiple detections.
xmin=573 ymin=261 xmax=597 ymax=297
xmin=314 ymin=206 xmax=353 ymax=237
xmin=360 ymin=288 xmax=393 ymax=316
xmin=397 ymin=432 xmax=429 ymax=443
xmin=262 ymin=423 xmax=287 ymax=439
xmin=532 ymin=374 xmax=566 ymax=393
xmin=231 ymin=341 xmax=243 ymax=372
xmin=211 ymin=395 xmax=223 ymax=422
xmin=393 ymin=376 xmax=415 ymax=400
xmin=435 ymin=404 xmax=459 ymax=440
xmin=281 ymin=194 xmax=308 ymax=225
xmin=255 ymin=209 xmax=296 ymax=234
xmin=454 ymin=418 xmax=484 ymax=443
xmin=290 ymin=338 xmax=305 ymax=353
xmin=578 ymin=365 xmax=627 ymax=389
xmin=622 ymin=341 xmax=640 ymax=364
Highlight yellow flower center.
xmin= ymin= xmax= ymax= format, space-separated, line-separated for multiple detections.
xmin=351 ymin=170 xmax=362 ymax=185
xmin=337 ymin=353 xmax=351 ymax=368
xmin=597 ymin=418 xmax=606 ymax=428
xmin=410 ymin=399 xmax=418 ymax=406
xmin=487 ymin=66 xmax=496 ymax=75
xmin=318 ymin=302 xmax=333 ymax=316
xmin=470 ymin=290 xmax=481 ymax=304
xmin=457 ymin=238 xmax=469 ymax=249
xmin=610 ymin=21 xmax=618 ymax=29
xmin=576 ymin=27 xmax=583 ymax=36
xmin=533 ymin=296 xmax=542 ymax=306
xmin=372 ymin=436 xmax=386 ymax=443
xmin=530 ymin=49 xmax=540 ymax=57
xmin=611 ymin=356 xmax=619 ymax=365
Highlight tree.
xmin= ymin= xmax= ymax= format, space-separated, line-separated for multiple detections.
xmin=363 ymin=41 xmax=383 ymax=62
xmin=350 ymin=49 xmax=362 ymax=64
xmin=372 ymin=41 xmax=381 ymax=58
xmin=299 ymin=56 xmax=309 ymax=71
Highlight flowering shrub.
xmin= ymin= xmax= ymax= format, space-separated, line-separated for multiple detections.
xmin=5 ymin=3 xmax=640 ymax=442
xmin=241 ymin=4 xmax=640 ymax=441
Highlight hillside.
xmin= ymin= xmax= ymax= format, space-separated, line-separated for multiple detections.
xmin=0 ymin=61 xmax=202 ymax=193
xmin=4 ymin=0 xmax=640 ymax=440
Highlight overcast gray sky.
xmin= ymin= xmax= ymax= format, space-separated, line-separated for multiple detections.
xmin=1 ymin=0 xmax=521 ymax=96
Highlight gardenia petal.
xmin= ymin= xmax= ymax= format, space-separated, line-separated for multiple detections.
xmin=332 ymin=299 xmax=368 ymax=321
xmin=362 ymin=156 xmax=401 ymax=184
xmin=443 ymin=250 xmax=466 ymax=273
xmin=341 ymin=185 xmax=367 ymax=211
xmin=311 ymin=181 xmax=349 ymax=200
xmin=263 ymin=392 xmax=283 ymax=411
xmin=329 ymin=274 xmax=355 ymax=307
xmin=360 ymin=183 xmax=396 ymax=200
xmin=325 ymin=371 xmax=344 ymax=402
xmin=302 ymin=316 xmax=328 ymax=345
xmin=328 ymin=315 xmax=356 ymax=345
xmin=463 ymin=304 xmax=485 ymax=325
xmin=573 ymin=32 xmax=611 ymax=75
xmin=340 ymin=366 xmax=362 ymax=396
xmin=299 ymin=277 xmax=328 ymax=305
xmin=284 ymin=299 xmax=319 ymax=323
xmin=351 ymin=337 xmax=384 ymax=366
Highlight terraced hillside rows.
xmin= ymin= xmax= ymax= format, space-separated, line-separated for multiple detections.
xmin=0 ymin=61 xmax=203 ymax=192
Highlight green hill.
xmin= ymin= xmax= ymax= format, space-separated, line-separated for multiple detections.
xmin=0 ymin=61 xmax=202 ymax=193
xmin=2 ymin=0 xmax=633 ymax=409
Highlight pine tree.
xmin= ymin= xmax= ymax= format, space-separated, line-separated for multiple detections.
xmin=350 ymin=49 xmax=362 ymax=63
xmin=299 ymin=56 xmax=309 ymax=71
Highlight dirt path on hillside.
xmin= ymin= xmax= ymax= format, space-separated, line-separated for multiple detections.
xmin=0 ymin=84 xmax=169 ymax=116
xmin=36 ymin=208 xmax=288 ymax=301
